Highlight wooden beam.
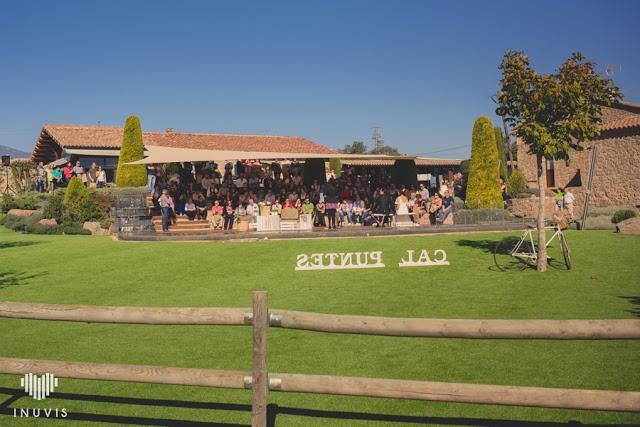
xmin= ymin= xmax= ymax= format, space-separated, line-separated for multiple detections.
xmin=0 ymin=357 xmax=247 ymax=389
xmin=0 ymin=301 xmax=249 ymax=326
xmin=252 ymin=291 xmax=268 ymax=427
xmin=270 ymin=310 xmax=640 ymax=339
xmin=271 ymin=373 xmax=640 ymax=412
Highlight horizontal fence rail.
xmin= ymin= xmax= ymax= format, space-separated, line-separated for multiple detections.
xmin=0 ymin=301 xmax=249 ymax=325
xmin=271 ymin=373 xmax=640 ymax=413
xmin=1 ymin=294 xmax=640 ymax=427
xmin=270 ymin=309 xmax=640 ymax=339
xmin=2 ymin=301 xmax=639 ymax=339
xmin=0 ymin=357 xmax=248 ymax=390
xmin=1 ymin=358 xmax=638 ymax=413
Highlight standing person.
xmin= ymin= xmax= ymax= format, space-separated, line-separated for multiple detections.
xmin=158 ymin=189 xmax=175 ymax=233
xmin=35 ymin=162 xmax=46 ymax=192
xmin=554 ymin=188 xmax=564 ymax=212
xmin=72 ymin=161 xmax=85 ymax=184
xmin=63 ymin=162 xmax=73 ymax=184
xmin=96 ymin=166 xmax=107 ymax=188
xmin=563 ymin=188 xmax=575 ymax=220
xmin=146 ymin=164 xmax=157 ymax=193
xmin=438 ymin=190 xmax=455 ymax=223
xmin=46 ymin=164 xmax=55 ymax=193
xmin=323 ymin=178 xmax=338 ymax=230
xmin=87 ymin=162 xmax=98 ymax=188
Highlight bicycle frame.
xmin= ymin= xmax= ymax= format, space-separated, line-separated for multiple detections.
xmin=511 ymin=225 xmax=563 ymax=261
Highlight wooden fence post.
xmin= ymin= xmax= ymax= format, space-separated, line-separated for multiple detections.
xmin=252 ymin=291 xmax=268 ymax=427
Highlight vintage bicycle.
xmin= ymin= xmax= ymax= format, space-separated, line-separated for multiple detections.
xmin=493 ymin=218 xmax=572 ymax=271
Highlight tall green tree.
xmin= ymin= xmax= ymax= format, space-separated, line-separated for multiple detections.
xmin=497 ymin=51 xmax=621 ymax=271
xmin=341 ymin=141 xmax=367 ymax=154
xmin=494 ymin=126 xmax=508 ymax=180
xmin=466 ymin=116 xmax=502 ymax=209
xmin=115 ymin=115 xmax=147 ymax=187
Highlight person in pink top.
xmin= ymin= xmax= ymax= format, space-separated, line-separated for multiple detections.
xmin=209 ymin=200 xmax=224 ymax=230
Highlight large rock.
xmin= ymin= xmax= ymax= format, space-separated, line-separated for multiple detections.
xmin=509 ymin=197 xmax=556 ymax=218
xmin=616 ymin=217 xmax=640 ymax=235
xmin=7 ymin=209 xmax=37 ymax=217
xmin=38 ymin=218 xmax=57 ymax=226
xmin=83 ymin=221 xmax=111 ymax=236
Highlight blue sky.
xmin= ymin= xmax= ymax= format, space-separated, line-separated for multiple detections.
xmin=1 ymin=0 xmax=639 ymax=158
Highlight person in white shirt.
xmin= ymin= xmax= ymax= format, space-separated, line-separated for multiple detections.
xmin=563 ymin=188 xmax=576 ymax=220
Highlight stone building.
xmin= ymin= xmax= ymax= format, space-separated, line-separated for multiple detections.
xmin=516 ymin=101 xmax=640 ymax=212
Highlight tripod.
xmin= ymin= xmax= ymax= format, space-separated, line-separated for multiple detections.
xmin=2 ymin=165 xmax=16 ymax=195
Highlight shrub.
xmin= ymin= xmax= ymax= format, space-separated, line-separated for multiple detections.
xmin=507 ymin=169 xmax=527 ymax=195
xmin=329 ymin=158 xmax=342 ymax=178
xmin=611 ymin=209 xmax=638 ymax=224
xmin=62 ymin=191 xmax=104 ymax=225
xmin=0 ymin=192 xmax=46 ymax=213
xmin=466 ymin=117 xmax=502 ymax=209
xmin=453 ymin=208 xmax=514 ymax=224
xmin=42 ymin=189 xmax=65 ymax=222
xmin=494 ymin=126 xmax=508 ymax=180
xmin=0 ymin=212 xmax=42 ymax=233
xmin=115 ymin=115 xmax=147 ymax=187
xmin=63 ymin=176 xmax=86 ymax=205
xmin=61 ymin=225 xmax=91 ymax=235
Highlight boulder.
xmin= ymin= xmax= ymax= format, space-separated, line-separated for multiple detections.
xmin=38 ymin=218 xmax=57 ymax=226
xmin=7 ymin=209 xmax=37 ymax=217
xmin=616 ymin=217 xmax=640 ymax=235
xmin=83 ymin=221 xmax=111 ymax=236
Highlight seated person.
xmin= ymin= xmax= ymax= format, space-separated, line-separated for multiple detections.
xmin=428 ymin=193 xmax=442 ymax=225
xmin=175 ymin=193 xmax=187 ymax=216
xmin=301 ymin=198 xmax=314 ymax=216
xmin=193 ymin=192 xmax=207 ymax=220
xmin=437 ymin=190 xmax=454 ymax=223
xmin=185 ymin=198 xmax=197 ymax=220
xmin=209 ymin=200 xmax=224 ymax=230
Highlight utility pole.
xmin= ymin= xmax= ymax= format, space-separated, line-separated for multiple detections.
xmin=372 ymin=127 xmax=384 ymax=151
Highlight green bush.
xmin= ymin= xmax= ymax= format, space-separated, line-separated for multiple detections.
xmin=61 ymin=225 xmax=91 ymax=235
xmin=63 ymin=176 xmax=86 ymax=205
xmin=507 ymin=169 xmax=527 ymax=195
xmin=0 ymin=192 xmax=46 ymax=213
xmin=42 ymin=189 xmax=65 ymax=222
xmin=329 ymin=158 xmax=342 ymax=178
xmin=611 ymin=209 xmax=638 ymax=224
xmin=115 ymin=115 xmax=147 ymax=187
xmin=466 ymin=117 xmax=503 ymax=209
xmin=453 ymin=208 xmax=515 ymax=223
xmin=62 ymin=191 xmax=104 ymax=225
xmin=494 ymin=126 xmax=508 ymax=180
xmin=0 ymin=212 xmax=42 ymax=232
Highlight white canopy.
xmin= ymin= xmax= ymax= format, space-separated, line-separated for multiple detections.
xmin=126 ymin=145 xmax=417 ymax=165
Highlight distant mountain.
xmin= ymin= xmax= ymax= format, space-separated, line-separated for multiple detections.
xmin=0 ymin=145 xmax=30 ymax=158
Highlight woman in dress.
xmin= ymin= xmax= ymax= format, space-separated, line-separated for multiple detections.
xmin=395 ymin=191 xmax=410 ymax=215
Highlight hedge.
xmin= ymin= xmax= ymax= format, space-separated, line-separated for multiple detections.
xmin=115 ymin=115 xmax=147 ymax=187
xmin=466 ymin=117 xmax=503 ymax=209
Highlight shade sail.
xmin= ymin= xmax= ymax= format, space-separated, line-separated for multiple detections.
xmin=126 ymin=145 xmax=418 ymax=165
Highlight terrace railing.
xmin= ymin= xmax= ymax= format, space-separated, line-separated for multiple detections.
xmin=1 ymin=292 xmax=639 ymax=426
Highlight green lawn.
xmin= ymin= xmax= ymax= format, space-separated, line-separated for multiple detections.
xmin=0 ymin=226 xmax=638 ymax=426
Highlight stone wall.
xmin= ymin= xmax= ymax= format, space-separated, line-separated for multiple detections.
xmin=516 ymin=128 xmax=640 ymax=210
xmin=509 ymin=196 xmax=556 ymax=219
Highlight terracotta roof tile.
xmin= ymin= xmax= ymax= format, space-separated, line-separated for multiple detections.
xmin=41 ymin=124 xmax=335 ymax=154
xmin=598 ymin=115 xmax=640 ymax=132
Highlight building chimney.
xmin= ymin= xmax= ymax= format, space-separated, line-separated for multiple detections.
xmin=166 ymin=128 xmax=173 ymax=134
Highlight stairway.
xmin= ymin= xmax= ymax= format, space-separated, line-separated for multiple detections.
xmin=152 ymin=215 xmax=215 ymax=233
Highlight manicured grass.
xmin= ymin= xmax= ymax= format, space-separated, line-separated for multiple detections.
xmin=0 ymin=227 xmax=638 ymax=426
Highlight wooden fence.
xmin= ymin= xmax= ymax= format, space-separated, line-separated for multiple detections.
xmin=0 ymin=292 xmax=639 ymax=426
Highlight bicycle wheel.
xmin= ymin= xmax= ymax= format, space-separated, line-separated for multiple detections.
xmin=493 ymin=235 xmax=536 ymax=272
xmin=560 ymin=232 xmax=572 ymax=270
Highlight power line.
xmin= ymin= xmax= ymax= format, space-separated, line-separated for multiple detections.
xmin=415 ymin=144 xmax=471 ymax=156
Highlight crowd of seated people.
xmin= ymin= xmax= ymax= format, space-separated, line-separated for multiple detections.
xmin=150 ymin=160 xmax=460 ymax=232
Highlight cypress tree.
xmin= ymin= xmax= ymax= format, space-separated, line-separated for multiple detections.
xmin=115 ymin=115 xmax=147 ymax=187
xmin=494 ymin=126 xmax=508 ymax=179
xmin=466 ymin=117 xmax=503 ymax=209
xmin=63 ymin=176 xmax=87 ymax=205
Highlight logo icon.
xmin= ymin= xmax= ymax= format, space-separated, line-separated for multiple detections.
xmin=20 ymin=373 xmax=59 ymax=400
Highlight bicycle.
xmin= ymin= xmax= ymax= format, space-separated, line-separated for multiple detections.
xmin=493 ymin=219 xmax=572 ymax=271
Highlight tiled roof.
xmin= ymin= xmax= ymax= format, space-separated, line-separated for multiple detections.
xmin=598 ymin=115 xmax=640 ymax=132
xmin=342 ymin=158 xmax=461 ymax=167
xmin=40 ymin=124 xmax=335 ymax=154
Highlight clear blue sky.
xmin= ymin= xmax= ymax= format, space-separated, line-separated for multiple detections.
xmin=1 ymin=0 xmax=639 ymax=158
